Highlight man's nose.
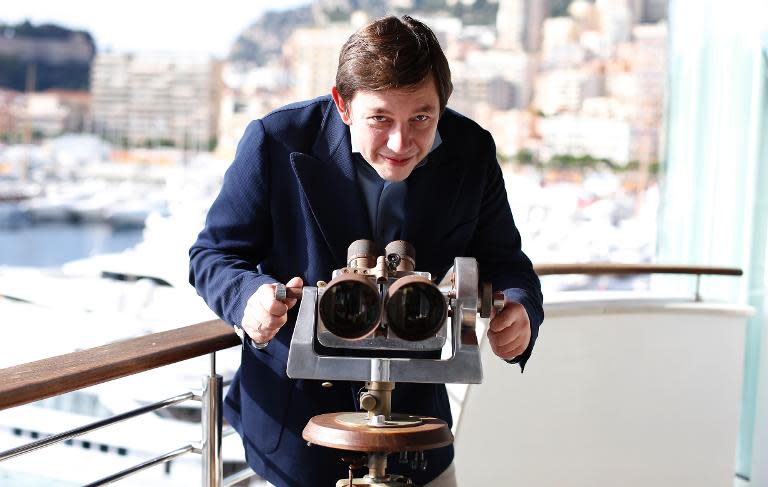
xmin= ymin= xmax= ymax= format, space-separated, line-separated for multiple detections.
xmin=387 ymin=124 xmax=411 ymax=153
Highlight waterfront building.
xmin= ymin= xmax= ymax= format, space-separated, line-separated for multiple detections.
xmin=541 ymin=16 xmax=579 ymax=54
xmin=91 ymin=53 xmax=222 ymax=150
xmin=284 ymin=19 xmax=360 ymax=101
xmin=540 ymin=17 xmax=587 ymax=69
xmin=628 ymin=23 xmax=667 ymax=123
xmin=0 ymin=90 xmax=90 ymax=140
xmin=487 ymin=108 xmax=536 ymax=158
xmin=496 ymin=0 xmax=548 ymax=52
xmin=596 ymin=0 xmax=633 ymax=47
xmin=534 ymin=67 xmax=604 ymax=115
xmin=538 ymin=113 xmax=632 ymax=165
xmin=0 ymin=89 xmax=22 ymax=138
xmin=605 ymin=22 xmax=666 ymax=163
xmin=640 ymin=0 xmax=668 ymax=23
xmin=216 ymin=62 xmax=294 ymax=158
xmin=21 ymin=91 xmax=91 ymax=137
xmin=450 ymin=49 xmax=536 ymax=117
xmin=16 ymin=92 xmax=69 ymax=137
xmin=568 ymin=0 xmax=601 ymax=32
xmin=415 ymin=16 xmax=465 ymax=59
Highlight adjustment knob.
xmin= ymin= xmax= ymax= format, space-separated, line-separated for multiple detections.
xmin=347 ymin=239 xmax=378 ymax=268
xmin=360 ymin=393 xmax=378 ymax=412
xmin=384 ymin=240 xmax=415 ymax=271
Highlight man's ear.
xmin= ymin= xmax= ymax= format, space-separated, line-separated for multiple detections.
xmin=331 ymin=86 xmax=352 ymax=125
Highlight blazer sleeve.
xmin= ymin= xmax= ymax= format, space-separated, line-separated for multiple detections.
xmin=188 ymin=120 xmax=279 ymax=327
xmin=467 ymin=130 xmax=544 ymax=371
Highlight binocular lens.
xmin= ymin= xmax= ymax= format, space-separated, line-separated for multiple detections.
xmin=386 ymin=280 xmax=447 ymax=341
xmin=319 ymin=279 xmax=381 ymax=339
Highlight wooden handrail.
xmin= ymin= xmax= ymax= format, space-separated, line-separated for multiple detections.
xmin=0 ymin=263 xmax=743 ymax=412
xmin=534 ymin=263 xmax=742 ymax=277
xmin=0 ymin=319 xmax=239 ymax=411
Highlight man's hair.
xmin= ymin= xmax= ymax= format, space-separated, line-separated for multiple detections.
xmin=335 ymin=15 xmax=453 ymax=112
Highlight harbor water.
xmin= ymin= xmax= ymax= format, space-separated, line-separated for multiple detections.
xmin=0 ymin=221 xmax=144 ymax=267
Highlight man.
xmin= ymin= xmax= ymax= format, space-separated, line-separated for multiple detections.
xmin=189 ymin=15 xmax=543 ymax=487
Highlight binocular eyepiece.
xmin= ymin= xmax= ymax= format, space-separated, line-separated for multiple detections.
xmin=318 ymin=240 xmax=448 ymax=342
xmin=319 ymin=273 xmax=381 ymax=339
xmin=385 ymin=275 xmax=448 ymax=341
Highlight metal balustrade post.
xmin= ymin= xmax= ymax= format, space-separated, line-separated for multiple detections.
xmin=695 ymin=274 xmax=702 ymax=302
xmin=202 ymin=352 xmax=223 ymax=487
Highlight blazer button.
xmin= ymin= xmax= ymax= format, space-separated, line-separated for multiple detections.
xmin=321 ymin=381 xmax=333 ymax=388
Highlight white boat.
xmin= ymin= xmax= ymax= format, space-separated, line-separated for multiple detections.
xmin=0 ymin=291 xmax=246 ymax=486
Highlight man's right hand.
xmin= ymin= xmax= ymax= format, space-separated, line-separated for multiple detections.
xmin=242 ymin=277 xmax=303 ymax=345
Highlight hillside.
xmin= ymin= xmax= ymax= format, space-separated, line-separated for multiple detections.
xmin=228 ymin=0 xmax=500 ymax=65
xmin=0 ymin=21 xmax=95 ymax=91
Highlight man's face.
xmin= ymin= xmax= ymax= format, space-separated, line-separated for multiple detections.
xmin=332 ymin=78 xmax=440 ymax=182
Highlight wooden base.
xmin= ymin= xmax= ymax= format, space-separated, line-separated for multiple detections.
xmin=303 ymin=412 xmax=453 ymax=452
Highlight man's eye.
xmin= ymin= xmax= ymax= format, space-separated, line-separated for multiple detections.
xmin=414 ymin=115 xmax=430 ymax=122
xmin=370 ymin=116 xmax=388 ymax=122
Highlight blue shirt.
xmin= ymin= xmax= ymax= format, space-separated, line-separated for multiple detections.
xmin=352 ymin=131 xmax=442 ymax=251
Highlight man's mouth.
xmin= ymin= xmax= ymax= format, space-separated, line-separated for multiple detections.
xmin=380 ymin=154 xmax=414 ymax=166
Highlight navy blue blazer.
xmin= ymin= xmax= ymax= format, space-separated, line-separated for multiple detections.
xmin=189 ymin=96 xmax=543 ymax=486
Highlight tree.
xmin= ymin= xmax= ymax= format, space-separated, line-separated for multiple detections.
xmin=514 ymin=149 xmax=536 ymax=165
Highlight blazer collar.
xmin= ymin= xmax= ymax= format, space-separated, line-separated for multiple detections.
xmin=290 ymin=102 xmax=372 ymax=266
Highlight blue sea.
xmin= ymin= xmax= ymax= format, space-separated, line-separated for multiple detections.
xmin=0 ymin=222 xmax=145 ymax=267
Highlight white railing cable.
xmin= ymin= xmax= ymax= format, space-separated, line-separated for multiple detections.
xmin=0 ymin=391 xmax=195 ymax=462
xmin=223 ymin=468 xmax=257 ymax=486
xmin=83 ymin=444 xmax=196 ymax=487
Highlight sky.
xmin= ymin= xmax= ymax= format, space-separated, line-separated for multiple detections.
xmin=1 ymin=0 xmax=312 ymax=57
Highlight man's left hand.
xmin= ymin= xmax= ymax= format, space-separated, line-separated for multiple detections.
xmin=487 ymin=301 xmax=531 ymax=361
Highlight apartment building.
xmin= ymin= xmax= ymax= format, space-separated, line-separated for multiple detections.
xmin=91 ymin=52 xmax=222 ymax=149
xmin=284 ymin=21 xmax=358 ymax=101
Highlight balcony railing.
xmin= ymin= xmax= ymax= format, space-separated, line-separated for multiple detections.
xmin=0 ymin=263 xmax=743 ymax=486
xmin=0 ymin=320 xmax=243 ymax=486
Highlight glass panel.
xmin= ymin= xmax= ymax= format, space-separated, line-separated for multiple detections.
xmin=662 ymin=0 xmax=768 ymax=480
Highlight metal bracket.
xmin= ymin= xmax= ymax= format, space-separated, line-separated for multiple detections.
xmin=287 ymin=258 xmax=483 ymax=384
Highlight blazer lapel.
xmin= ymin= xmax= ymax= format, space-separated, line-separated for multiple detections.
xmin=290 ymin=105 xmax=372 ymax=266
xmin=402 ymin=146 xmax=468 ymax=244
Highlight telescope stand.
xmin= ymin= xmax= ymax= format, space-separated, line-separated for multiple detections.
xmin=303 ymin=377 xmax=453 ymax=487
xmin=289 ymin=246 xmax=499 ymax=485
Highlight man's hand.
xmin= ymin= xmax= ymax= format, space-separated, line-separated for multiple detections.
xmin=487 ymin=301 xmax=531 ymax=361
xmin=242 ymin=277 xmax=303 ymax=344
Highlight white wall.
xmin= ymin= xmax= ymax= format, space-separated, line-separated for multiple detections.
xmin=454 ymin=297 xmax=750 ymax=486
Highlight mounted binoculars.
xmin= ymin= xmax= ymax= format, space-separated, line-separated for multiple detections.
xmin=317 ymin=239 xmax=453 ymax=351
xmin=287 ymin=239 xmax=502 ymax=383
